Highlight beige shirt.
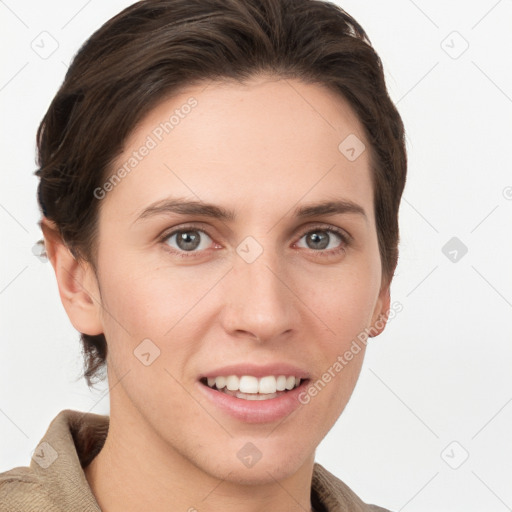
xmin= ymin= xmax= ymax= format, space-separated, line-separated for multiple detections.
xmin=0 ymin=409 xmax=390 ymax=511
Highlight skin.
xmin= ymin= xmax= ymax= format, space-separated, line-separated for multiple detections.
xmin=42 ymin=76 xmax=391 ymax=512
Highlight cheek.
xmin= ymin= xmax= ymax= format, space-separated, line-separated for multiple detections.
xmin=95 ymin=251 xmax=226 ymax=371
xmin=302 ymin=261 xmax=379 ymax=403
xmin=98 ymin=271 xmax=170 ymax=336
xmin=95 ymin=261 xmax=202 ymax=407
xmin=301 ymin=261 xmax=380 ymax=335
xmin=97 ymin=245 xmax=195 ymax=328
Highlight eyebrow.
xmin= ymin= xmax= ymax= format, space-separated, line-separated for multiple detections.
xmin=134 ymin=197 xmax=367 ymax=224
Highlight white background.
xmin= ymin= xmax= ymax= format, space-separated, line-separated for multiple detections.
xmin=1 ymin=1 xmax=511 ymax=511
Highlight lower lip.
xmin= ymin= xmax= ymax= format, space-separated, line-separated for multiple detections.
xmin=197 ymin=380 xmax=309 ymax=424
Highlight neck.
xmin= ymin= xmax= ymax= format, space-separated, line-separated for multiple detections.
xmin=84 ymin=393 xmax=316 ymax=512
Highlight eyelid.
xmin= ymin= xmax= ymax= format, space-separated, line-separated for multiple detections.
xmin=159 ymin=222 xmax=216 ymax=242
xmin=297 ymin=223 xmax=353 ymax=244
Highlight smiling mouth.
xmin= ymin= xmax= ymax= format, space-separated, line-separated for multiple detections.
xmin=199 ymin=375 xmax=308 ymax=401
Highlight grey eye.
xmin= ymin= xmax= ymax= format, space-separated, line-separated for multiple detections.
xmin=165 ymin=229 xmax=213 ymax=252
xmin=297 ymin=230 xmax=343 ymax=251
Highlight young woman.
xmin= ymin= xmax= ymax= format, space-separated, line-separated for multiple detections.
xmin=0 ymin=1 xmax=406 ymax=510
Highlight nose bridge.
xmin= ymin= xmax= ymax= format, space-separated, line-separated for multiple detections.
xmin=222 ymin=240 xmax=297 ymax=340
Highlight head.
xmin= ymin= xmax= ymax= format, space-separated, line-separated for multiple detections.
xmin=38 ymin=0 xmax=406 ymax=483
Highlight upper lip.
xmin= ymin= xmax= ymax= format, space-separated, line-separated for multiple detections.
xmin=198 ymin=363 xmax=311 ymax=380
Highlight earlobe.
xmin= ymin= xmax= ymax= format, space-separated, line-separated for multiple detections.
xmin=40 ymin=218 xmax=104 ymax=336
xmin=368 ymin=285 xmax=391 ymax=338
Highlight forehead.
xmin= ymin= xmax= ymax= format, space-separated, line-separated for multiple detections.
xmin=103 ymin=76 xmax=374 ymax=223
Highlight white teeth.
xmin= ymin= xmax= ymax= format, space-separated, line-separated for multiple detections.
xmin=205 ymin=375 xmax=303 ymax=395
xmin=276 ymin=375 xmax=287 ymax=391
xmin=258 ymin=376 xmax=277 ymax=394
xmin=239 ymin=376 xmax=259 ymax=393
xmin=226 ymin=375 xmax=239 ymax=391
xmin=215 ymin=376 xmax=226 ymax=389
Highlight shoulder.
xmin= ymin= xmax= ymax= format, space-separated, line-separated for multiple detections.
xmin=0 ymin=466 xmax=57 ymax=511
xmin=312 ymin=462 xmax=393 ymax=512
xmin=0 ymin=408 xmax=108 ymax=512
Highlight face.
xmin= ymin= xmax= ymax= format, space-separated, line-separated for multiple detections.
xmin=84 ymin=76 xmax=389 ymax=483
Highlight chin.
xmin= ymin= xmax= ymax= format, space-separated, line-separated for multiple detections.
xmin=201 ymin=445 xmax=311 ymax=485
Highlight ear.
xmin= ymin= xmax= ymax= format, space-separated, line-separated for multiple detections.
xmin=368 ymin=284 xmax=391 ymax=338
xmin=40 ymin=218 xmax=104 ymax=336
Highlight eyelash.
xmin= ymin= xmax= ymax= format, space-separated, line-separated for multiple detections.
xmin=158 ymin=223 xmax=352 ymax=259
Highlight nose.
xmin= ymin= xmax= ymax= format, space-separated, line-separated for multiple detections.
xmin=218 ymin=246 xmax=300 ymax=343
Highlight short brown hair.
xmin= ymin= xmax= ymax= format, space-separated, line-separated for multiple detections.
xmin=36 ymin=0 xmax=407 ymax=387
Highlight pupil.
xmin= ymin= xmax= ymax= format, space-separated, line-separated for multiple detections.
xmin=178 ymin=231 xmax=200 ymax=251
xmin=308 ymin=231 xmax=328 ymax=250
